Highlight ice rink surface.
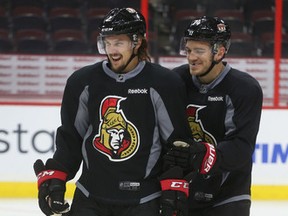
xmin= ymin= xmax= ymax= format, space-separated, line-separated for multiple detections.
xmin=0 ymin=199 xmax=287 ymax=216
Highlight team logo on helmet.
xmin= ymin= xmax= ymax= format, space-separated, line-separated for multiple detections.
xmin=217 ymin=23 xmax=226 ymax=32
xmin=93 ymin=96 xmax=139 ymax=161
xmin=186 ymin=104 xmax=216 ymax=146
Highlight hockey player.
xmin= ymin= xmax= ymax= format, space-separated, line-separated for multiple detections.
xmin=163 ymin=16 xmax=263 ymax=216
xmin=33 ymin=7 xmax=192 ymax=216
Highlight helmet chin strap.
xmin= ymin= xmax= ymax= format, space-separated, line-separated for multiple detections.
xmin=197 ymin=48 xmax=225 ymax=78
xmin=107 ymin=43 xmax=138 ymax=74
xmin=198 ymin=60 xmax=217 ymax=78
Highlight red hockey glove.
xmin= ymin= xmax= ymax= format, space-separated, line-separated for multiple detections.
xmin=164 ymin=140 xmax=218 ymax=174
xmin=159 ymin=166 xmax=189 ymax=216
xmin=33 ymin=158 xmax=70 ymax=215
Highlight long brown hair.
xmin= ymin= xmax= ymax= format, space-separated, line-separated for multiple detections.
xmin=138 ymin=37 xmax=151 ymax=62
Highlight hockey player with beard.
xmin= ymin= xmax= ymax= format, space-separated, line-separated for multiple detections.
xmin=33 ymin=7 xmax=193 ymax=216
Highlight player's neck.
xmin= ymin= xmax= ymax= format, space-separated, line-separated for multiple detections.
xmin=198 ymin=63 xmax=224 ymax=84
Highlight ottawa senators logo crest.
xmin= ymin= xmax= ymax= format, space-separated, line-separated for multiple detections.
xmin=93 ymin=96 xmax=139 ymax=161
xmin=187 ymin=104 xmax=217 ymax=146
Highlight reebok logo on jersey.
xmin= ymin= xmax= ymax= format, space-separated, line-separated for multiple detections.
xmin=208 ymin=96 xmax=223 ymax=102
xmin=128 ymin=88 xmax=148 ymax=94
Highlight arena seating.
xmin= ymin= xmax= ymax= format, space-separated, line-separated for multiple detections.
xmin=0 ymin=0 xmax=285 ymax=57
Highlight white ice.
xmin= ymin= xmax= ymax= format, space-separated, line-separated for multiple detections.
xmin=0 ymin=199 xmax=287 ymax=216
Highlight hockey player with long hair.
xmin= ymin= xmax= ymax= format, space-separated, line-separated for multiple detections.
xmin=33 ymin=7 xmax=192 ymax=216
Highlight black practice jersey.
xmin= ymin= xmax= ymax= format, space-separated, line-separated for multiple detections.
xmin=173 ymin=63 xmax=263 ymax=208
xmin=53 ymin=60 xmax=192 ymax=204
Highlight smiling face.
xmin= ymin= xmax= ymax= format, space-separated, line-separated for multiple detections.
xmin=185 ymin=40 xmax=214 ymax=76
xmin=103 ymin=34 xmax=140 ymax=73
xmin=185 ymin=40 xmax=226 ymax=83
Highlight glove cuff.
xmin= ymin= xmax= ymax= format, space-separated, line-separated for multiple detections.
xmin=37 ymin=170 xmax=67 ymax=188
xmin=200 ymin=142 xmax=217 ymax=174
xmin=160 ymin=179 xmax=189 ymax=197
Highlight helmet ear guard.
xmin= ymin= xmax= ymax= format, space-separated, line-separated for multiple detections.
xmin=212 ymin=40 xmax=231 ymax=55
xmin=96 ymin=35 xmax=107 ymax=54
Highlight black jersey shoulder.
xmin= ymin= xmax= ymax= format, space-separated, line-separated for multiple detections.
xmin=172 ymin=64 xmax=190 ymax=79
xmin=223 ymin=68 xmax=263 ymax=97
xmin=145 ymin=62 xmax=184 ymax=86
xmin=172 ymin=64 xmax=193 ymax=90
xmin=67 ymin=61 xmax=103 ymax=85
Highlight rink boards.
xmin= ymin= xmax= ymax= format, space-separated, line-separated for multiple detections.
xmin=0 ymin=106 xmax=287 ymax=200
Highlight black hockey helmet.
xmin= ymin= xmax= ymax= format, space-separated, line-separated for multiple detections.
xmin=97 ymin=8 xmax=146 ymax=54
xmin=179 ymin=16 xmax=231 ymax=55
xmin=99 ymin=7 xmax=146 ymax=37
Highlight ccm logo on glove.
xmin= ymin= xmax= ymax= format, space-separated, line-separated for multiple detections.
xmin=37 ymin=170 xmax=67 ymax=188
xmin=160 ymin=179 xmax=189 ymax=197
